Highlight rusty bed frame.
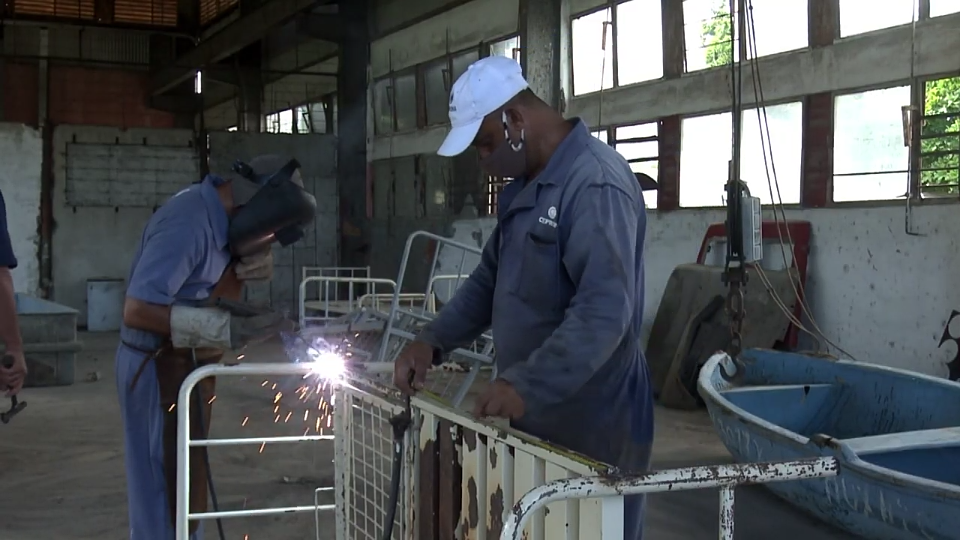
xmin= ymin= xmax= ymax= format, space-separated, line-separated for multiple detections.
xmin=174 ymin=230 xmax=839 ymax=540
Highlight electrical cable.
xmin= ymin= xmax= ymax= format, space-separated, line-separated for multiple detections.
xmin=741 ymin=1 xmax=858 ymax=360
xmin=379 ymin=368 xmax=417 ymax=540
xmin=380 ymin=393 xmax=412 ymax=540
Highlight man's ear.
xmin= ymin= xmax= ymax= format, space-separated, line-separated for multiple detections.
xmin=503 ymin=107 xmax=524 ymax=129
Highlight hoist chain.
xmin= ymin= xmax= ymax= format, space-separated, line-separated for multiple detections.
xmin=725 ymin=276 xmax=746 ymax=358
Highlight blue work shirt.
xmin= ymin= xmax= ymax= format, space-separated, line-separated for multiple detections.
xmin=119 ymin=176 xmax=232 ymax=352
xmin=422 ymin=119 xmax=654 ymax=467
xmin=0 ymin=189 xmax=18 ymax=269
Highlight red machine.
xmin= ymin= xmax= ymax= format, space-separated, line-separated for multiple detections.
xmin=695 ymin=220 xmax=812 ymax=349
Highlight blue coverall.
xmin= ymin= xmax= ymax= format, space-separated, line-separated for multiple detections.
xmin=421 ymin=119 xmax=655 ymax=539
xmin=116 ymin=176 xmax=232 ymax=540
xmin=0 ymin=189 xmax=18 ymax=270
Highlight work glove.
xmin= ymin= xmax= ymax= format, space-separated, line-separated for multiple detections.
xmin=170 ymin=301 xmax=294 ymax=351
xmin=236 ymin=249 xmax=274 ymax=281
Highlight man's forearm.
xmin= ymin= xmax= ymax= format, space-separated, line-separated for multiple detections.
xmin=0 ymin=268 xmax=23 ymax=352
xmin=122 ymin=297 xmax=173 ymax=336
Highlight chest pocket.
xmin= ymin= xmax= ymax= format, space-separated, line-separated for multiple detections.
xmin=510 ymin=218 xmax=563 ymax=311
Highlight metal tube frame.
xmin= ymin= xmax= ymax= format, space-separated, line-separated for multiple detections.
xmin=375 ymin=230 xmax=484 ymax=364
xmin=175 ymin=363 xmax=340 ymax=540
xmin=298 ymin=276 xmax=398 ymax=327
xmin=499 ymin=457 xmax=840 ymax=540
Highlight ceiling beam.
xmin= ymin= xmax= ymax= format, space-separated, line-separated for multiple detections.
xmin=150 ymin=0 xmax=321 ymax=96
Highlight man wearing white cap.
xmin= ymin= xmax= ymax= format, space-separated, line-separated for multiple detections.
xmin=395 ymin=56 xmax=654 ymax=538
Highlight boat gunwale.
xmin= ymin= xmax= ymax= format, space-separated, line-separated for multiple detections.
xmin=697 ymin=350 xmax=960 ymax=500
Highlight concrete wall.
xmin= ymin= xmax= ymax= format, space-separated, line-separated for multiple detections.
xmin=0 ymin=123 xmax=43 ymax=295
xmin=208 ymin=131 xmax=339 ymax=313
xmin=447 ymin=203 xmax=960 ymax=378
xmin=51 ymin=125 xmax=199 ymax=325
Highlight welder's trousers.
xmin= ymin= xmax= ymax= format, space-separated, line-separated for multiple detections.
xmin=116 ymin=343 xmax=220 ymax=540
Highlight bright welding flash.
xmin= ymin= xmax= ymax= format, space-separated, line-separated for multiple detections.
xmin=306 ymin=347 xmax=347 ymax=382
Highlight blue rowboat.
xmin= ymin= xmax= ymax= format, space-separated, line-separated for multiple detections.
xmin=698 ymin=349 xmax=960 ymax=539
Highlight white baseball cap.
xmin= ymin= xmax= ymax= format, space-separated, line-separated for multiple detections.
xmin=436 ymin=56 xmax=530 ymax=157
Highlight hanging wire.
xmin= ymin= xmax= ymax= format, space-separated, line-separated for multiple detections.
xmin=595 ymin=14 xmax=614 ymax=130
xmin=741 ymin=0 xmax=857 ymax=360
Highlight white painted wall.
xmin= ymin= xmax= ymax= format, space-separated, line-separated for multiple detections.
xmin=0 ymin=123 xmax=43 ymax=295
xmin=446 ymin=203 xmax=960 ymax=378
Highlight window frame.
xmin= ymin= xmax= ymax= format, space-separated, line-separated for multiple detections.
xmin=417 ymin=45 xmax=484 ymax=129
xmin=569 ymin=0 xmax=667 ymax=96
xmin=830 ymin=82 xmax=914 ymax=204
xmin=483 ymin=33 xmax=521 ymax=60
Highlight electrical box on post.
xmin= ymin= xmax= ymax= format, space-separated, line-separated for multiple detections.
xmin=742 ymin=193 xmax=762 ymax=263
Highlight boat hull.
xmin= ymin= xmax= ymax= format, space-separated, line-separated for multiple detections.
xmin=698 ymin=350 xmax=960 ymax=540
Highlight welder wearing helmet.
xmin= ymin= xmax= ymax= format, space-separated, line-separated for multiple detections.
xmin=116 ymin=155 xmax=316 ymax=540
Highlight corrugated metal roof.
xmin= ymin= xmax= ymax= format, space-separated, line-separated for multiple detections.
xmin=200 ymin=0 xmax=238 ymax=26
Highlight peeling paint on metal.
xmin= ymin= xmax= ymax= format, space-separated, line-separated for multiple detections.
xmin=489 ymin=484 xmax=504 ymax=536
xmin=467 ymin=476 xmax=479 ymax=528
xmin=463 ymin=428 xmax=477 ymax=452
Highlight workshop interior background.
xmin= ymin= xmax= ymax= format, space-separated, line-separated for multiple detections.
xmin=0 ymin=0 xmax=958 ymax=377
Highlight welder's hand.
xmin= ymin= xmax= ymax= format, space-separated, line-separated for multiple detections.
xmin=236 ymin=249 xmax=274 ymax=281
xmin=0 ymin=351 xmax=27 ymax=396
xmin=473 ymin=379 xmax=525 ymax=420
xmin=394 ymin=341 xmax=433 ymax=395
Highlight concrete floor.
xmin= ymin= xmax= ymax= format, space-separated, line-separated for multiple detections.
xmin=0 ymin=331 xmax=854 ymax=540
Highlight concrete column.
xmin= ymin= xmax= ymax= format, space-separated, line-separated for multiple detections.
xmin=337 ymin=0 xmax=371 ymax=267
xmin=237 ymin=44 xmax=262 ymax=132
xmin=518 ymin=0 xmax=569 ymax=112
xmin=800 ymin=0 xmax=840 ymax=208
xmin=657 ymin=0 xmax=685 ymax=211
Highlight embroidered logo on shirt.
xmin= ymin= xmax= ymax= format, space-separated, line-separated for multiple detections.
xmin=538 ymin=216 xmax=557 ymax=228
xmin=547 ymin=206 xmax=557 ymax=219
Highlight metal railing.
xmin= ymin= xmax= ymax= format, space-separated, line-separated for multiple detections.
xmin=174 ymin=364 xmax=841 ymax=540
xmin=500 ymin=458 xmax=840 ymax=540
xmin=174 ymin=363 xmax=338 ymax=540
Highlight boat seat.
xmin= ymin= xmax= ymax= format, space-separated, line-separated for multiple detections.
xmin=842 ymin=427 xmax=960 ymax=455
xmin=722 ymin=383 xmax=834 ymax=394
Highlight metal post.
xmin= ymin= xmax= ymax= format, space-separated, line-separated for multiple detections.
xmin=719 ymin=486 xmax=735 ymax=540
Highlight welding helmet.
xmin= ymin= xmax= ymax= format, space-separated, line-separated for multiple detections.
xmin=227 ymin=154 xmax=318 ymax=257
